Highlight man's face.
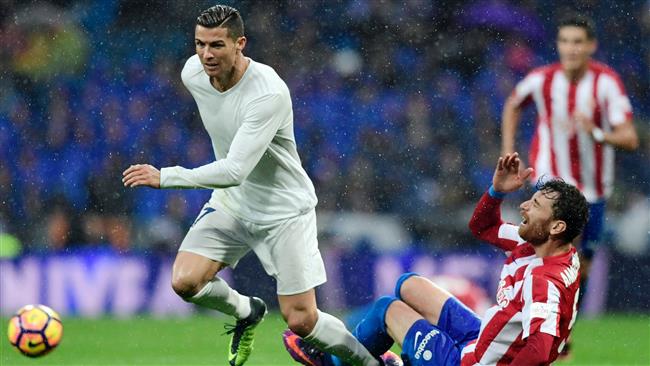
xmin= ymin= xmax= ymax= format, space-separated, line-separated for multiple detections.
xmin=518 ymin=190 xmax=558 ymax=244
xmin=195 ymin=25 xmax=244 ymax=78
xmin=557 ymin=26 xmax=596 ymax=73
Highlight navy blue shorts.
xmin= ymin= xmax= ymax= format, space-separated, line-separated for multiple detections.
xmin=580 ymin=201 xmax=606 ymax=260
xmin=400 ymin=297 xmax=481 ymax=366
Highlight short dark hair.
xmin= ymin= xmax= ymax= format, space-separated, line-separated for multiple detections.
xmin=536 ymin=179 xmax=589 ymax=243
xmin=557 ymin=13 xmax=596 ymax=40
xmin=196 ymin=5 xmax=244 ymax=40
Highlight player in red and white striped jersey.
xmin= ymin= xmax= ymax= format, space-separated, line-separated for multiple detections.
xmin=501 ymin=14 xmax=638 ymax=265
xmin=501 ymin=15 xmax=639 ymax=357
xmin=283 ymin=153 xmax=588 ymax=366
xmin=459 ymin=153 xmax=586 ymax=365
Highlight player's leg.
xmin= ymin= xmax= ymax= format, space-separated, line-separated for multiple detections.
xmin=172 ymin=204 xmax=266 ymax=366
xmin=172 ymin=251 xmax=264 ymax=321
xmin=385 ymin=301 xmax=461 ymax=366
xmin=278 ymin=290 xmax=382 ymax=366
xmin=255 ymin=210 xmax=380 ymax=366
xmin=577 ymin=201 xmax=605 ymax=287
xmin=171 ymin=203 xmax=256 ymax=318
xmin=394 ymin=273 xmax=481 ymax=348
xmin=353 ymin=296 xmax=400 ymax=357
xmin=281 ymin=295 xmax=402 ymax=366
xmin=351 ymin=274 xmax=477 ymax=365
xmin=394 ymin=273 xmax=452 ymax=324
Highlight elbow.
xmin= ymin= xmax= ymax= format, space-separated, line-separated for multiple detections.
xmin=468 ymin=210 xmax=493 ymax=239
xmin=468 ymin=217 xmax=482 ymax=238
xmin=615 ymin=123 xmax=640 ymax=151
xmin=226 ymin=174 xmax=244 ymax=187
xmin=226 ymin=166 xmax=249 ymax=186
xmin=617 ymin=135 xmax=639 ymax=151
xmin=628 ymin=135 xmax=640 ymax=150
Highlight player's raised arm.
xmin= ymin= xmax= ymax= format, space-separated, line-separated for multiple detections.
xmin=469 ymin=153 xmax=534 ymax=251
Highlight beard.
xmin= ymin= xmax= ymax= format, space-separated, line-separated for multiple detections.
xmin=519 ymin=223 xmax=550 ymax=245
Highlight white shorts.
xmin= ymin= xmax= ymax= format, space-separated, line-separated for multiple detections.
xmin=179 ymin=204 xmax=327 ymax=295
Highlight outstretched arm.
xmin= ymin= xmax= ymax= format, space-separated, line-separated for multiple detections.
xmin=123 ymin=93 xmax=287 ymax=189
xmin=160 ymin=93 xmax=286 ymax=189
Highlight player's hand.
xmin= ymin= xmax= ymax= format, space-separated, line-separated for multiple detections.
xmin=492 ymin=152 xmax=533 ymax=193
xmin=122 ymin=164 xmax=161 ymax=188
xmin=574 ymin=112 xmax=595 ymax=133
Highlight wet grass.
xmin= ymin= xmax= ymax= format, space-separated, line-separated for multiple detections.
xmin=1 ymin=313 xmax=648 ymax=365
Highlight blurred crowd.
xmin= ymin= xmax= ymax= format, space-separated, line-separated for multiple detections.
xmin=1 ymin=0 xmax=649 ymax=255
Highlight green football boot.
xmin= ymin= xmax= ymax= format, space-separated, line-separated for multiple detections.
xmin=225 ymin=297 xmax=267 ymax=366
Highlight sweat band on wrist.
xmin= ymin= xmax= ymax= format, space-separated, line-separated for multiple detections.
xmin=488 ymin=185 xmax=506 ymax=199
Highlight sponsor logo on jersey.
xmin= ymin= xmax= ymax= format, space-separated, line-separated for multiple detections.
xmin=530 ymin=302 xmax=555 ymax=319
xmin=496 ymin=279 xmax=513 ymax=307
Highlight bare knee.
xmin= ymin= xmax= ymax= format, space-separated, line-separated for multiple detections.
xmin=283 ymin=306 xmax=318 ymax=337
xmin=171 ymin=274 xmax=203 ymax=299
xmin=279 ymin=290 xmax=319 ymax=337
xmin=385 ymin=300 xmax=429 ymax=347
xmin=171 ymin=263 xmax=217 ymax=299
xmin=400 ymin=275 xmax=449 ymax=299
xmin=171 ymin=252 xmax=224 ymax=299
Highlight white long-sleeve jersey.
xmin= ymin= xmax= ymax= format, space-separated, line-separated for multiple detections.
xmin=160 ymin=55 xmax=317 ymax=223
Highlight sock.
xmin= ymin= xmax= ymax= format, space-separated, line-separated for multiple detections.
xmin=353 ymin=296 xmax=397 ymax=356
xmin=394 ymin=272 xmax=418 ymax=299
xmin=188 ymin=277 xmax=251 ymax=319
xmin=305 ymin=310 xmax=379 ymax=366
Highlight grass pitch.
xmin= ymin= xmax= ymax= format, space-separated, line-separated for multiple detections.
xmin=1 ymin=313 xmax=648 ymax=365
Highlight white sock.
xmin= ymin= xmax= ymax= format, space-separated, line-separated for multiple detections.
xmin=188 ymin=277 xmax=251 ymax=319
xmin=305 ymin=310 xmax=379 ymax=366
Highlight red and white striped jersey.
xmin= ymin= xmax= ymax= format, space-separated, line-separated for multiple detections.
xmin=462 ymin=193 xmax=581 ymax=365
xmin=511 ymin=61 xmax=633 ymax=203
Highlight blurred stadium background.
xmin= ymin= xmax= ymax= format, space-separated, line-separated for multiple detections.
xmin=1 ymin=0 xmax=648 ymax=365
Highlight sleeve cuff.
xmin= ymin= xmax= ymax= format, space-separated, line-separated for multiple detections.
xmin=159 ymin=166 xmax=179 ymax=188
xmin=488 ymin=185 xmax=506 ymax=199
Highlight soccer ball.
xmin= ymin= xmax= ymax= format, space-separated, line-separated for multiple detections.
xmin=7 ymin=304 xmax=63 ymax=357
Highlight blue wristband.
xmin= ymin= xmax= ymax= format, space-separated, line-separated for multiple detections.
xmin=488 ymin=185 xmax=506 ymax=199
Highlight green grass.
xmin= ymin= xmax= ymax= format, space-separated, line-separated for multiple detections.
xmin=555 ymin=315 xmax=650 ymax=366
xmin=1 ymin=313 xmax=648 ymax=365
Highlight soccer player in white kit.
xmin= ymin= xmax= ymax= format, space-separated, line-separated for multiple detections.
xmin=122 ymin=5 xmax=383 ymax=366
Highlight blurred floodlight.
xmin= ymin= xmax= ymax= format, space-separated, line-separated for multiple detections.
xmin=333 ymin=48 xmax=362 ymax=77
